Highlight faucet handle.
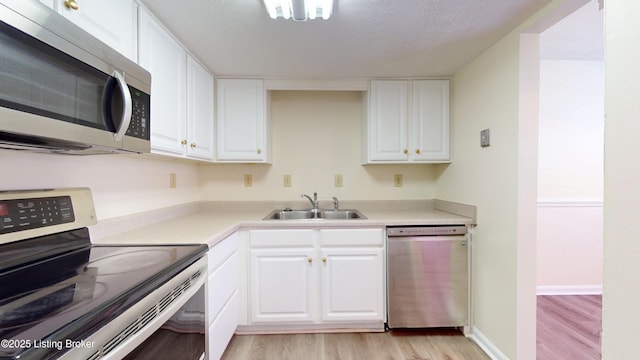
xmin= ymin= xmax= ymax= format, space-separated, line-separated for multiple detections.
xmin=332 ymin=196 xmax=339 ymax=210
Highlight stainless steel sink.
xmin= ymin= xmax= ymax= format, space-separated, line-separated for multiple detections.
xmin=317 ymin=210 xmax=366 ymax=219
xmin=263 ymin=209 xmax=366 ymax=220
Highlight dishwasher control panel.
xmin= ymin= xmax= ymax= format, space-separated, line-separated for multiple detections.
xmin=386 ymin=225 xmax=467 ymax=237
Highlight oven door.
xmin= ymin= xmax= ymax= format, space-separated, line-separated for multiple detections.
xmin=57 ymin=257 xmax=207 ymax=360
xmin=123 ymin=285 xmax=206 ymax=360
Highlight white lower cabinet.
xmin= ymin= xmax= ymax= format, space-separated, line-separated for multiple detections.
xmin=247 ymin=228 xmax=385 ymax=329
xmin=207 ymin=233 xmax=239 ymax=360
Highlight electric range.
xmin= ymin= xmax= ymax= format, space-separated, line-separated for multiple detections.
xmin=0 ymin=188 xmax=207 ymax=359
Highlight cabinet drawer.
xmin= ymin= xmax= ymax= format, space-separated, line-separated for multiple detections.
xmin=250 ymin=229 xmax=314 ymax=247
xmin=320 ymin=228 xmax=384 ymax=247
xmin=208 ymin=252 xmax=238 ymax=324
xmin=209 ymin=233 xmax=239 ymax=272
xmin=208 ymin=291 xmax=239 ymax=360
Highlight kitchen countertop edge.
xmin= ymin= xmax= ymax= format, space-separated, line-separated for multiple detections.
xmin=89 ymin=200 xmax=475 ymax=249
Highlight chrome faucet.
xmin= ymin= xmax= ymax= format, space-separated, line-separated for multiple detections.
xmin=332 ymin=196 xmax=339 ymax=211
xmin=301 ymin=192 xmax=319 ymax=212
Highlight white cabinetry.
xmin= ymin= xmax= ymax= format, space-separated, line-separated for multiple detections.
xmin=139 ymin=9 xmax=214 ymax=161
xmin=186 ymin=55 xmax=215 ymax=160
xmin=216 ymin=79 xmax=270 ymax=163
xmin=248 ymin=228 xmax=384 ymax=329
xmin=43 ymin=0 xmax=136 ymax=61
xmin=363 ymin=80 xmax=450 ymax=163
xmin=249 ymin=230 xmax=315 ymax=323
xmin=207 ymin=233 xmax=239 ymax=360
xmin=319 ymin=229 xmax=384 ymax=322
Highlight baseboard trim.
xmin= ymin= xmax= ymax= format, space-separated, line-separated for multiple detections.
xmin=468 ymin=326 xmax=510 ymax=360
xmin=536 ymin=285 xmax=602 ymax=295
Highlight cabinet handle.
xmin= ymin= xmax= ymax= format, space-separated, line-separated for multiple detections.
xmin=307 ymin=258 xmax=313 ymax=263
xmin=415 ymin=149 xmax=421 ymax=154
xmin=257 ymin=148 xmax=262 ymax=154
xmin=64 ymin=0 xmax=79 ymax=10
xmin=190 ymin=143 xmax=196 ymax=148
xmin=322 ymin=258 xmax=327 ymax=263
xmin=181 ymin=139 xmax=187 ymax=145
xmin=403 ymin=149 xmax=408 ymax=154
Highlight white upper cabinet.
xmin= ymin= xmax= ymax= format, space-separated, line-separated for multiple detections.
xmin=412 ymin=80 xmax=450 ymax=161
xmin=363 ymin=79 xmax=450 ymax=164
xmin=366 ymin=81 xmax=409 ymax=162
xmin=216 ymin=79 xmax=270 ymax=163
xmin=186 ymin=55 xmax=215 ymax=160
xmin=138 ymin=8 xmax=214 ymax=161
xmin=44 ymin=0 xmax=137 ymax=61
xmin=138 ymin=8 xmax=186 ymax=156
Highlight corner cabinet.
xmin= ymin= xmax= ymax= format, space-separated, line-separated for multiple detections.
xmin=216 ymin=79 xmax=271 ymax=163
xmin=363 ymin=79 xmax=450 ymax=164
xmin=139 ymin=9 xmax=214 ymax=161
xmin=247 ymin=228 xmax=385 ymax=330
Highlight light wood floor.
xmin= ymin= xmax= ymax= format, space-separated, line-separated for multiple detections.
xmin=220 ymin=329 xmax=490 ymax=360
xmin=537 ymin=295 xmax=602 ymax=360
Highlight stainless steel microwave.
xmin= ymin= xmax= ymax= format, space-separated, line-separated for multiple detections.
xmin=0 ymin=1 xmax=151 ymax=155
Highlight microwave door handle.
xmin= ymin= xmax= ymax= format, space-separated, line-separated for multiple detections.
xmin=111 ymin=71 xmax=132 ymax=141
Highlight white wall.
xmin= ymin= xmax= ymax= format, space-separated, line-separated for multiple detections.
xmin=435 ymin=1 xmax=588 ymax=358
xmin=0 ymin=150 xmax=199 ymax=220
xmin=537 ymin=59 xmax=603 ymax=292
xmin=602 ymin=0 xmax=640 ymax=358
xmin=199 ymin=91 xmax=438 ymax=201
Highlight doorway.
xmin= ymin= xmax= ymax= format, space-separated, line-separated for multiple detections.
xmin=534 ymin=1 xmax=604 ymax=358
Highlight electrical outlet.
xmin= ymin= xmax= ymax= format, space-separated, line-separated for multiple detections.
xmin=394 ymin=174 xmax=403 ymax=187
xmin=283 ymin=174 xmax=292 ymax=187
xmin=481 ymin=128 xmax=491 ymax=147
xmin=334 ymin=174 xmax=343 ymax=187
xmin=244 ymin=174 xmax=253 ymax=187
xmin=169 ymin=173 xmax=176 ymax=189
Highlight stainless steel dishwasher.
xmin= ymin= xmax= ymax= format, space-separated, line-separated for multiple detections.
xmin=386 ymin=225 xmax=468 ymax=329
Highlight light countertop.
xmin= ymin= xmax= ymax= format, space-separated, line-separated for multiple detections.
xmin=90 ymin=200 xmax=475 ymax=248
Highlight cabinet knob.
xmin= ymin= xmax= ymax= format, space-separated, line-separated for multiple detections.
xmin=64 ymin=0 xmax=79 ymax=10
xmin=257 ymin=148 xmax=262 ymax=154
xmin=403 ymin=149 xmax=408 ymax=154
xmin=181 ymin=139 xmax=187 ymax=145
xmin=322 ymin=258 xmax=327 ymax=263
xmin=307 ymin=258 xmax=313 ymax=263
xmin=190 ymin=143 xmax=196 ymax=148
xmin=415 ymin=149 xmax=421 ymax=154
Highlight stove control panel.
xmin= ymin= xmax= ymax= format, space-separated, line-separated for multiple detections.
xmin=0 ymin=196 xmax=75 ymax=235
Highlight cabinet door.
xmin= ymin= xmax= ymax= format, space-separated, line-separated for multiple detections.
xmin=367 ymin=80 xmax=408 ymax=161
xmin=216 ymin=79 xmax=267 ymax=162
xmin=320 ymin=248 xmax=384 ymax=322
xmin=249 ymin=248 xmax=315 ymax=323
xmin=138 ymin=9 xmax=187 ymax=156
xmin=411 ymin=80 xmax=450 ymax=161
xmin=186 ymin=55 xmax=214 ymax=160
xmin=55 ymin=0 xmax=136 ymax=61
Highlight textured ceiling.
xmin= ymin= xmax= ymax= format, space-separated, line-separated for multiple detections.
xmin=140 ymin=0 xmax=554 ymax=78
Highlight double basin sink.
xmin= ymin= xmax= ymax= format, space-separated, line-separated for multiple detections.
xmin=263 ymin=209 xmax=366 ymax=220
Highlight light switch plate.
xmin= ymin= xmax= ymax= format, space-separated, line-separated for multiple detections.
xmin=244 ymin=174 xmax=253 ymax=187
xmin=334 ymin=174 xmax=343 ymax=187
xmin=283 ymin=174 xmax=292 ymax=187
xmin=480 ymin=129 xmax=491 ymax=147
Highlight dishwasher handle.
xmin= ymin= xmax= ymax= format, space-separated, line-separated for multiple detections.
xmin=387 ymin=225 xmax=467 ymax=237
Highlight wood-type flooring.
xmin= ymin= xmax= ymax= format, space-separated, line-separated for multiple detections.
xmin=220 ymin=329 xmax=489 ymax=360
xmin=536 ymin=295 xmax=602 ymax=360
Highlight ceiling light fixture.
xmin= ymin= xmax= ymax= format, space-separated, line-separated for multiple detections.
xmin=262 ymin=0 xmax=334 ymax=21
